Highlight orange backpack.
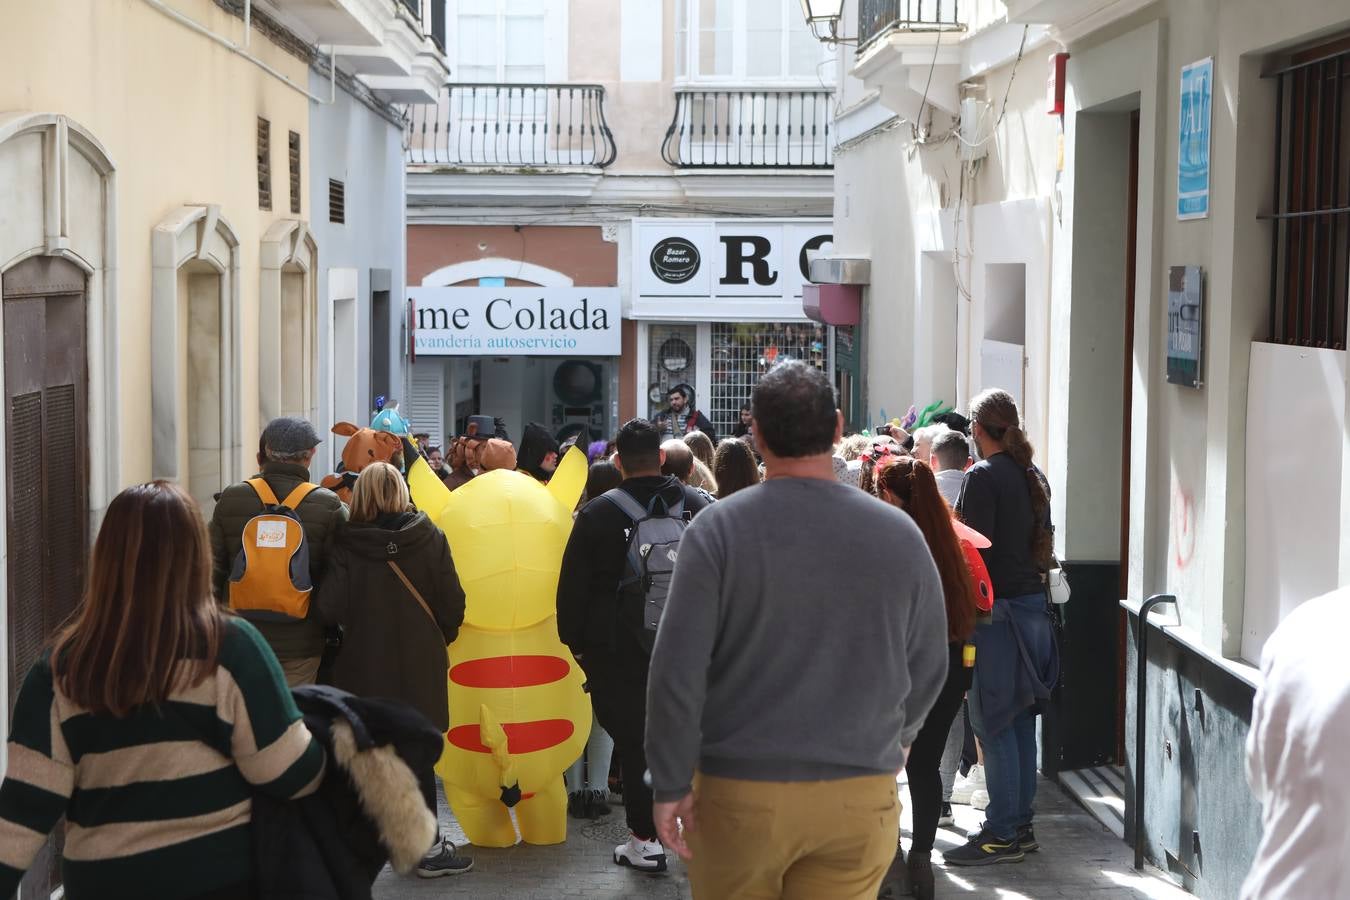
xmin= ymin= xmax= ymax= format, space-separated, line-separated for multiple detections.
xmin=227 ymin=478 xmax=318 ymax=622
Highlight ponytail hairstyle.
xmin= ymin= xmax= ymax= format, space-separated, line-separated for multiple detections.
xmin=877 ymin=458 xmax=977 ymax=642
xmin=969 ymin=389 xmax=1053 ymax=571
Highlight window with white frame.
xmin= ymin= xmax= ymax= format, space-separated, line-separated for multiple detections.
xmin=676 ymin=0 xmax=828 ymax=82
xmin=451 ymin=0 xmax=556 ymax=83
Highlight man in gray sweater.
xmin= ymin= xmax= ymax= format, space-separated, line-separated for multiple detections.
xmin=646 ymin=361 xmax=949 ymax=900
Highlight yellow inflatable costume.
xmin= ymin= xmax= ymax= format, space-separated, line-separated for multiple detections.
xmin=408 ymin=447 xmax=591 ymax=847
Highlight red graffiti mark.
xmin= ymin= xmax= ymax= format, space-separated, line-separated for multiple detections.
xmin=1172 ymin=485 xmax=1196 ymax=569
xmin=447 ymin=719 xmax=575 ymax=755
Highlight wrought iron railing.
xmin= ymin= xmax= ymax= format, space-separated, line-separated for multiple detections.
xmin=405 ymin=84 xmax=617 ymax=168
xmin=858 ymin=0 xmax=966 ymax=51
xmin=660 ymin=89 xmax=834 ymax=169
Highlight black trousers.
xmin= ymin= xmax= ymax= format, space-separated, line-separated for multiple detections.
xmin=582 ymin=642 xmax=656 ymax=841
xmin=904 ymin=644 xmax=972 ymax=855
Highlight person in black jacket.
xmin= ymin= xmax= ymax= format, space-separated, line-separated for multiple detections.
xmin=556 ymin=418 xmax=710 ymax=874
xmin=316 ymin=462 xmax=472 ymax=878
xmin=655 ymin=384 xmax=717 ymax=443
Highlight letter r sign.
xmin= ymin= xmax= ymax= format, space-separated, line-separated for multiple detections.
xmin=719 ymin=235 xmax=778 ymax=286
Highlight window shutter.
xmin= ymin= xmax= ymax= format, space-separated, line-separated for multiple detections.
xmin=257 ymin=118 xmax=272 ymax=210
xmin=329 ymin=178 xmax=345 ymax=224
xmin=407 ymin=366 xmax=445 ymax=447
xmin=289 ymin=131 xmax=301 ymax=215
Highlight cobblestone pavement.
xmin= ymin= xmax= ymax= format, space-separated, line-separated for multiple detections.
xmin=373 ymin=777 xmax=1191 ymax=899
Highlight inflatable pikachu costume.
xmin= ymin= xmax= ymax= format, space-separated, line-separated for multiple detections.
xmin=407 ymin=446 xmax=591 ymax=847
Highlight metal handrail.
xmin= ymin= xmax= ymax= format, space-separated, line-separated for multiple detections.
xmin=660 ymin=88 xmax=834 ymax=169
xmin=858 ymin=0 xmax=966 ymax=51
xmin=1133 ymin=594 xmax=1177 ymax=871
xmin=405 ymin=83 xmax=617 ymax=168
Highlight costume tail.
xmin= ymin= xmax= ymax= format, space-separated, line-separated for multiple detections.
xmin=479 ymin=705 xmax=523 ymax=808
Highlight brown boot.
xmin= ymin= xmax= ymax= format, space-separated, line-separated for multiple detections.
xmin=908 ymin=850 xmax=935 ymax=900
xmin=878 ymin=844 xmax=912 ymax=898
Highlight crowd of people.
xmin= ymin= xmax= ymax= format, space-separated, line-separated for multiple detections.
xmin=0 ymin=363 xmax=1064 ymax=900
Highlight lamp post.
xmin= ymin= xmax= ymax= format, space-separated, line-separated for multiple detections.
xmin=799 ymin=0 xmax=850 ymax=43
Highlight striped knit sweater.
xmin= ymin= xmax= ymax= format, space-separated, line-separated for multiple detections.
xmin=0 ymin=618 xmax=325 ymax=899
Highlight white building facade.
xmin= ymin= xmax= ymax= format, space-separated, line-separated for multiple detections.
xmin=816 ymin=0 xmax=1350 ymax=896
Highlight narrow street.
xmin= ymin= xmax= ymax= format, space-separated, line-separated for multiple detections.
xmin=375 ymin=776 xmax=1189 ymax=900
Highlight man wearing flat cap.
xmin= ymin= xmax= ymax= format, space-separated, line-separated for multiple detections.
xmin=209 ymin=417 xmax=347 ymax=686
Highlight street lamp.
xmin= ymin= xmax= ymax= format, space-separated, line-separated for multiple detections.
xmin=799 ymin=0 xmax=852 ymax=44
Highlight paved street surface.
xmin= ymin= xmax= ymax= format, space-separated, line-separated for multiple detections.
xmin=374 ymin=777 xmax=1192 ymax=899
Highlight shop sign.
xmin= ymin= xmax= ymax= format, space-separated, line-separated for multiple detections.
xmin=1178 ymin=57 xmax=1212 ymax=220
xmin=635 ymin=219 xmax=833 ymax=302
xmin=407 ymin=286 xmax=621 ymax=356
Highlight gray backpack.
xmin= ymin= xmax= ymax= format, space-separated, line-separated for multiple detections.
xmin=600 ymin=489 xmax=689 ymax=654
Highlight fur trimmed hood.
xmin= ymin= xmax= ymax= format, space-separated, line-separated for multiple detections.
xmin=330 ymin=720 xmax=436 ymax=874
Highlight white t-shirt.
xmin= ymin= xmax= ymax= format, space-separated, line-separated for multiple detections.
xmin=1242 ymin=586 xmax=1350 ymax=900
xmin=934 ymin=468 xmax=965 ymax=506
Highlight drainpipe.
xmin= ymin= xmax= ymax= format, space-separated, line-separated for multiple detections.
xmin=142 ymin=0 xmax=328 ymax=104
xmin=243 ymin=0 xmax=250 ymax=47
xmin=1134 ymin=593 xmax=1177 ymax=871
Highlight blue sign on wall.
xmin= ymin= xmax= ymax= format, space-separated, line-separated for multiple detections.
xmin=1178 ymin=57 xmax=1213 ymax=220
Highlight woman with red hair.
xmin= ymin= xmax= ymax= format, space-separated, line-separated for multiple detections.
xmin=876 ymin=458 xmax=980 ymax=899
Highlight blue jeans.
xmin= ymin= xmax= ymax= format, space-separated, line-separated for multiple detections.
xmin=969 ymin=690 xmax=1037 ymax=841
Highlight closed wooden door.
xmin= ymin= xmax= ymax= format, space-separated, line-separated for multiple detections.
xmin=4 ymin=255 xmax=89 ymax=897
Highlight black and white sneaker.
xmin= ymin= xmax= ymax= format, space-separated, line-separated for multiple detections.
xmin=614 ymin=834 xmax=667 ymax=872
xmin=1018 ymin=824 xmax=1039 ymax=852
xmin=416 ymin=837 xmax=474 ymax=877
xmin=943 ymin=829 xmax=1025 ymax=867
xmin=938 ymin=802 xmax=956 ymax=827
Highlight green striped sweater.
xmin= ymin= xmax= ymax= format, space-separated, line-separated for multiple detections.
xmin=0 ymin=617 xmax=325 ymax=899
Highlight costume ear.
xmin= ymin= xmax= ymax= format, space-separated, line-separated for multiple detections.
xmin=547 ymin=445 xmax=587 ymax=510
xmin=408 ymin=455 xmax=453 ymax=522
xmin=332 ymin=422 xmax=359 ymax=437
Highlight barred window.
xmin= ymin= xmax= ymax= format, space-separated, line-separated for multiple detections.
xmin=709 ymin=322 xmax=827 ymax=439
xmin=1265 ymin=39 xmax=1350 ymax=349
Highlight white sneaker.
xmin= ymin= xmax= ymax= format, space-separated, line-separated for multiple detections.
xmin=614 ymin=834 xmax=667 ymax=872
xmin=970 ymin=788 xmax=991 ymax=811
xmin=950 ymin=764 xmax=985 ymax=805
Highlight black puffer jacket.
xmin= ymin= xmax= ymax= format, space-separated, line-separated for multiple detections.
xmin=316 ymin=512 xmax=464 ymax=731
xmin=209 ymin=462 xmax=348 ymax=660
xmin=251 ymin=686 xmax=444 ymax=900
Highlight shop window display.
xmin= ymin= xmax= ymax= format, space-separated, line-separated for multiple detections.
xmin=647 ymin=324 xmax=698 ymax=419
xmin=710 ymin=322 xmax=826 ymax=438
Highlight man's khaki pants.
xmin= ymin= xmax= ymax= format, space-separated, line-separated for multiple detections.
xmin=686 ymin=772 xmax=899 ymax=900
xmin=280 ymin=656 xmax=322 ymax=688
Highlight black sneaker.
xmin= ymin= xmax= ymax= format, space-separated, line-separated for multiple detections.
xmin=1018 ymin=824 xmax=1039 ymax=852
xmin=876 ymin=845 xmax=910 ymax=898
xmin=567 ymin=790 xmax=587 ymax=819
xmin=938 ymin=802 xmax=955 ymax=827
xmin=416 ymin=837 xmax=474 ymax=877
xmin=943 ymin=830 xmax=1025 ymax=867
xmin=588 ymin=788 xmax=612 ymax=818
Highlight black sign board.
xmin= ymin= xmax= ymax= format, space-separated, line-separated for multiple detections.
xmin=650 ymin=237 xmax=700 ymax=284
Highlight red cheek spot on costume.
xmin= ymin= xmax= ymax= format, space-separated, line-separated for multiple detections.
xmin=450 ymin=655 xmax=570 ymax=689
xmin=447 ymin=719 xmax=576 ymax=754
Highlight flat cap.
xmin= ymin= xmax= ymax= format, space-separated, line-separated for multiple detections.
xmin=261 ymin=417 xmax=322 ymax=455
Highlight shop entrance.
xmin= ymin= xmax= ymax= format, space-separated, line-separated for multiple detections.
xmin=411 ymin=355 xmax=617 ymax=449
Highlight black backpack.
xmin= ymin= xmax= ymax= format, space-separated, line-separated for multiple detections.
xmin=600 ymin=489 xmax=690 ymax=654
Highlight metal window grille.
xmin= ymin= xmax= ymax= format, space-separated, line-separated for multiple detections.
xmin=257 ymin=118 xmax=271 ymax=210
xmin=328 ymin=178 xmax=345 ymax=225
xmin=709 ymin=322 xmax=828 ymax=439
xmin=1265 ymin=42 xmax=1350 ymax=349
xmin=647 ymin=324 xmax=698 ymax=420
xmin=288 ymin=131 xmax=301 ymax=215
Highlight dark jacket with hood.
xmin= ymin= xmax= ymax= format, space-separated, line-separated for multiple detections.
xmin=210 ymin=462 xmax=348 ymax=660
xmin=517 ymin=422 xmax=560 ymax=483
xmin=557 ymin=474 xmax=710 ymax=657
xmin=251 ymin=686 xmax=443 ymax=900
xmin=316 ymin=511 xmax=465 ymax=731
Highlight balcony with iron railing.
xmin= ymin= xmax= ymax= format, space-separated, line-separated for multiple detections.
xmin=660 ymin=88 xmax=834 ymax=169
xmin=405 ymin=84 xmax=617 ymax=169
xmin=858 ymin=0 xmax=966 ymax=51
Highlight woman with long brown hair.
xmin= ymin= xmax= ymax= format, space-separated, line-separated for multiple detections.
xmin=876 ymin=458 xmax=978 ymax=898
xmin=712 ymin=437 xmax=761 ymax=499
xmin=944 ymin=389 xmax=1059 ymax=869
xmin=0 ymin=482 xmax=324 ymax=900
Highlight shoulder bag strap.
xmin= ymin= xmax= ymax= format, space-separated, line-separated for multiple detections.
xmin=386 ymin=560 xmax=439 ymax=629
xmin=247 ymin=477 xmax=280 ymax=506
